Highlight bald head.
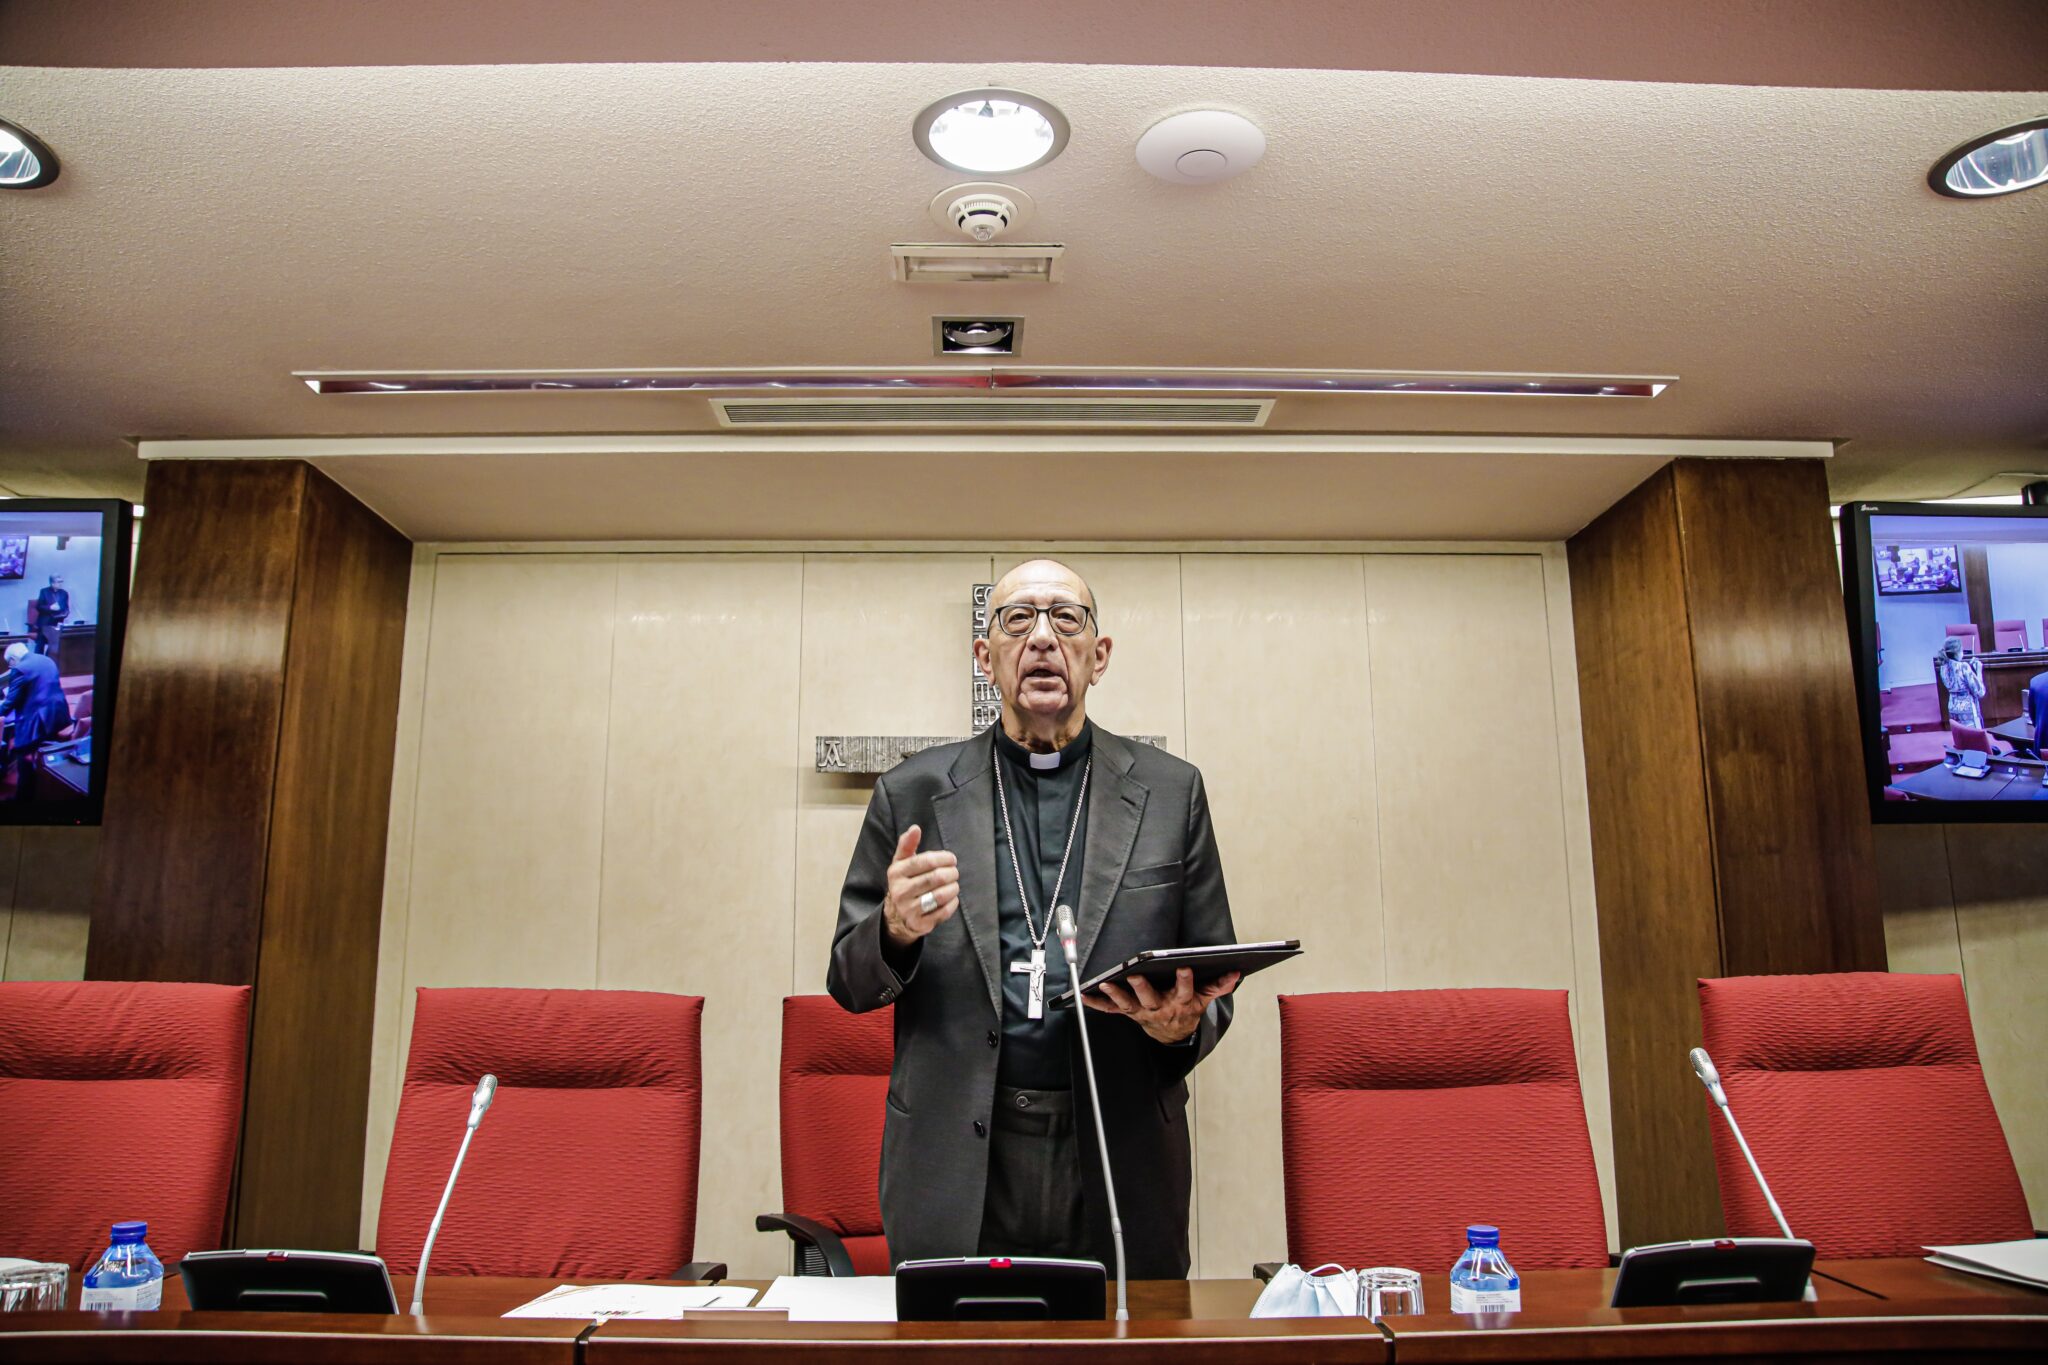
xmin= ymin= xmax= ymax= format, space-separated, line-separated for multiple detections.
xmin=991 ymin=558 xmax=1096 ymax=616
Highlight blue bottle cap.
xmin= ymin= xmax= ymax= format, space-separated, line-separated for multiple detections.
xmin=110 ymin=1221 xmax=148 ymax=1243
xmin=1466 ymin=1224 xmax=1500 ymax=1246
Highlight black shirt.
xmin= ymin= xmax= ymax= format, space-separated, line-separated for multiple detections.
xmin=990 ymin=720 xmax=1093 ymax=1089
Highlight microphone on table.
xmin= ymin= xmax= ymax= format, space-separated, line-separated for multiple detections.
xmin=410 ymin=1073 xmax=497 ymax=1315
xmin=1688 ymin=1048 xmax=1815 ymax=1301
xmin=1056 ymin=903 xmax=1128 ymax=1323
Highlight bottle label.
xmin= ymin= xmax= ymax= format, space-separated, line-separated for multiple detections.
xmin=80 ymin=1279 xmax=163 ymax=1312
xmin=1450 ymin=1283 xmax=1521 ymax=1314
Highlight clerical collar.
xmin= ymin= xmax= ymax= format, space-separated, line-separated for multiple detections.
xmin=993 ymin=719 xmax=1093 ymax=773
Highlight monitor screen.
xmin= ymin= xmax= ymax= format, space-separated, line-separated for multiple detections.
xmin=1873 ymin=543 xmax=1961 ymax=595
xmin=1842 ymin=501 xmax=2048 ymax=822
xmin=0 ymin=501 xmax=133 ymax=825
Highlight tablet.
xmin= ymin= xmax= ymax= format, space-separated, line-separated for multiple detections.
xmin=1049 ymin=940 xmax=1301 ymax=1010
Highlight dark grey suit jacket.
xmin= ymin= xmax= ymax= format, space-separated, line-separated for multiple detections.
xmin=827 ymin=725 xmax=1235 ymax=1277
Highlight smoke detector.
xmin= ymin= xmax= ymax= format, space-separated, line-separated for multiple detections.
xmin=1135 ymin=110 xmax=1266 ymax=184
xmin=930 ymin=182 xmax=1034 ymax=242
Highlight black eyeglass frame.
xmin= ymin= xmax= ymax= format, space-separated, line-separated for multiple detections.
xmin=990 ymin=601 xmax=1098 ymax=637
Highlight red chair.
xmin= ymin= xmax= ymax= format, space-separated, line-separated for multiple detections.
xmin=1279 ymin=990 xmax=1608 ymax=1272
xmin=0 ymin=981 xmax=251 ymax=1268
xmin=1945 ymin=623 xmax=1982 ymax=652
xmin=1951 ymin=725 xmax=2000 ymax=755
xmin=1993 ymin=620 xmax=2028 ymax=652
xmin=1697 ymin=973 xmax=2032 ymax=1258
xmin=757 ymin=996 xmax=894 ymax=1276
xmin=376 ymin=987 xmax=721 ymax=1279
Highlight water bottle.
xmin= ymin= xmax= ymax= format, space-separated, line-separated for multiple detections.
xmin=79 ymin=1221 xmax=164 ymax=1312
xmin=1448 ymin=1223 xmax=1521 ymax=1314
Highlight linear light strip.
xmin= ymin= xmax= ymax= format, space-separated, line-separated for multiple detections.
xmin=299 ymin=369 xmax=1670 ymax=399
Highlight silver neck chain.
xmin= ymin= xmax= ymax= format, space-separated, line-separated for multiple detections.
xmin=991 ymin=743 xmax=1092 ymax=952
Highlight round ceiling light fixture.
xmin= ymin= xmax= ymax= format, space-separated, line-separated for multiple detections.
xmin=1136 ymin=110 xmax=1265 ymax=185
xmin=0 ymin=118 xmax=59 ymax=190
xmin=1930 ymin=117 xmax=2048 ymax=198
xmin=913 ymin=89 xmax=1070 ymax=175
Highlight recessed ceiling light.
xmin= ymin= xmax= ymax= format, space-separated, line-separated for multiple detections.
xmin=1930 ymin=117 xmax=2048 ymax=198
xmin=0 ymin=118 xmax=59 ymax=190
xmin=913 ymin=89 xmax=1069 ymax=175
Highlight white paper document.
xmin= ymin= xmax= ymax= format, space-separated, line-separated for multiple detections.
xmin=502 ymin=1283 xmax=760 ymax=1320
xmin=755 ymin=1275 xmax=898 ymax=1322
xmin=1924 ymin=1239 xmax=2048 ymax=1291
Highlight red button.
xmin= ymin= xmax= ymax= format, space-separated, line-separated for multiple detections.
xmin=1713 ymin=1240 xmax=1735 ymax=1251
xmin=989 ymin=1258 xmax=1011 ymax=1269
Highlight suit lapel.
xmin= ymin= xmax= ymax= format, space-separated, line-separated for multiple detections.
xmin=1076 ymin=730 xmax=1147 ymax=975
xmin=933 ymin=734 xmax=1002 ymax=1018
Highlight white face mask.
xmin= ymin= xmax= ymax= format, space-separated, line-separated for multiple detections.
xmin=1249 ymin=1263 xmax=1360 ymax=1318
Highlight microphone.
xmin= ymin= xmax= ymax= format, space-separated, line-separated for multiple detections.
xmin=410 ymin=1074 xmax=498 ymax=1315
xmin=1688 ymin=1048 xmax=1815 ymax=1301
xmin=1056 ymin=904 xmax=1128 ymax=1323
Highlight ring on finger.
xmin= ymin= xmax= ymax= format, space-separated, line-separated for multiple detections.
xmin=919 ymin=891 xmax=938 ymax=914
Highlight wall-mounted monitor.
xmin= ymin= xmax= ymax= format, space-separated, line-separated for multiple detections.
xmin=0 ymin=500 xmax=133 ymax=825
xmin=1842 ymin=500 xmax=2048 ymax=822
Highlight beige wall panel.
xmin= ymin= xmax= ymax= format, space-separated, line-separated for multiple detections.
xmin=364 ymin=553 xmax=618 ymax=1246
xmin=1874 ymin=824 xmax=1966 ymax=976
xmin=1366 ymin=553 xmax=1613 ymax=1231
xmin=361 ymin=549 xmax=442 ymax=1242
xmin=791 ymin=553 xmax=993 ymax=997
xmin=1537 ymin=547 xmax=1617 ymax=1249
xmin=1181 ymin=554 xmax=1383 ymax=1277
xmin=1942 ymin=825 xmax=2048 ymax=1225
xmin=596 ymin=554 xmax=804 ymax=1278
xmin=1 ymin=828 xmax=97 ymax=981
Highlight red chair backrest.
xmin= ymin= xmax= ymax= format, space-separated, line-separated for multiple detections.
xmin=778 ymin=996 xmax=894 ymax=1274
xmin=0 ymin=981 xmax=251 ymax=1268
xmin=1945 ymin=623 xmax=1982 ymax=651
xmin=377 ymin=987 xmax=705 ymax=1277
xmin=1697 ymin=973 xmax=2031 ymax=1258
xmin=1280 ymin=989 xmax=1608 ymax=1271
xmin=1993 ymin=620 xmax=2028 ymax=651
xmin=1951 ymin=725 xmax=1995 ymax=754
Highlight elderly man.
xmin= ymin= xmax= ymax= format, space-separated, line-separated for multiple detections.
xmin=0 ymin=641 xmax=71 ymax=799
xmin=828 ymin=559 xmax=1239 ymax=1277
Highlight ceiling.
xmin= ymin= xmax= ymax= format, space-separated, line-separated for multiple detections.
xmin=2 ymin=2 xmax=2044 ymax=538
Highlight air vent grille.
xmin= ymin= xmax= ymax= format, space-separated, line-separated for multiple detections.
xmin=712 ymin=397 xmax=1273 ymax=429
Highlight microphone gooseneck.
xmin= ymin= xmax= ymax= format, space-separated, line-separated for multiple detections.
xmin=1687 ymin=1050 xmax=1797 ymax=1243
xmin=411 ymin=1073 xmax=498 ymax=1315
xmin=1056 ymin=904 xmax=1128 ymax=1324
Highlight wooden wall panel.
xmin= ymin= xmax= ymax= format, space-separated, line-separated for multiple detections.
xmin=1673 ymin=460 xmax=1884 ymax=976
xmin=90 ymin=461 xmax=303 ymax=985
xmin=1 ymin=828 xmax=99 ymax=981
xmin=1569 ymin=467 xmax=1726 ymax=1247
xmin=1569 ymin=458 xmax=1885 ymax=1247
xmin=237 ymin=470 xmax=410 ymax=1247
xmin=89 ymin=460 xmax=411 ymax=1249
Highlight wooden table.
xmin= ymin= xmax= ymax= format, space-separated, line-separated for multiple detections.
xmin=0 ymin=1260 xmax=2040 ymax=1363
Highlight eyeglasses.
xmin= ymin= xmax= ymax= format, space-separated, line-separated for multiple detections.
xmin=991 ymin=601 xmax=1096 ymax=637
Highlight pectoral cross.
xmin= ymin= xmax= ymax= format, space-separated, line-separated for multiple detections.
xmin=1009 ymin=946 xmax=1047 ymax=1020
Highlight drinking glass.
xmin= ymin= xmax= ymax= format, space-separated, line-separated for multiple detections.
xmin=0 ymin=1261 xmax=68 ymax=1313
xmin=1360 ymin=1266 xmax=1425 ymax=1320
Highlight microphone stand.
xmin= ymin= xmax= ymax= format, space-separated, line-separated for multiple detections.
xmin=412 ymin=1074 xmax=497 ymax=1315
xmin=1057 ymin=906 xmax=1128 ymax=1323
xmin=1689 ymin=1049 xmax=1815 ymax=1302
